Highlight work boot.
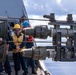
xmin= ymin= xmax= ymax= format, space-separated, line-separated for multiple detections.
xmin=0 ymin=71 xmax=5 ymax=75
xmin=23 ymin=71 xmax=27 ymax=75
xmin=32 ymin=69 xmax=37 ymax=74
xmin=15 ymin=71 xmax=18 ymax=75
xmin=8 ymin=72 xmax=11 ymax=75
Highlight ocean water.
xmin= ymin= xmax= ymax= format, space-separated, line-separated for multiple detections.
xmin=44 ymin=58 xmax=76 ymax=75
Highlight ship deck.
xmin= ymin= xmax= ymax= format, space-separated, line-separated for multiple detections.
xmin=4 ymin=62 xmax=43 ymax=75
xmin=2 ymin=51 xmax=49 ymax=75
xmin=11 ymin=66 xmax=41 ymax=75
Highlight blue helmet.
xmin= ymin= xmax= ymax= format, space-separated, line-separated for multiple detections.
xmin=22 ymin=21 xmax=29 ymax=27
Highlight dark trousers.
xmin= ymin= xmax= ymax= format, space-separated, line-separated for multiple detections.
xmin=0 ymin=62 xmax=3 ymax=72
xmin=26 ymin=43 xmax=36 ymax=70
xmin=27 ymin=58 xmax=35 ymax=69
xmin=4 ymin=55 xmax=11 ymax=73
xmin=13 ymin=52 xmax=27 ymax=72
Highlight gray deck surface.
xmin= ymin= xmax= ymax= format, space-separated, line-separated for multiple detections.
xmin=3 ymin=62 xmax=42 ymax=75
xmin=3 ymin=52 xmax=44 ymax=75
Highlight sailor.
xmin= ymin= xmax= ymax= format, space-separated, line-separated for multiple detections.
xmin=0 ymin=37 xmax=11 ymax=75
xmin=22 ymin=21 xmax=37 ymax=74
xmin=4 ymin=44 xmax=11 ymax=75
xmin=0 ymin=38 xmax=5 ymax=75
xmin=9 ymin=24 xmax=28 ymax=75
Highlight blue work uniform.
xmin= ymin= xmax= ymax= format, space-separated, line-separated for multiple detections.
xmin=0 ymin=62 xmax=3 ymax=72
xmin=26 ymin=42 xmax=36 ymax=72
xmin=4 ymin=33 xmax=11 ymax=75
xmin=9 ymin=33 xmax=28 ymax=74
xmin=0 ymin=33 xmax=11 ymax=75
xmin=4 ymin=55 xmax=11 ymax=74
xmin=0 ymin=56 xmax=11 ymax=74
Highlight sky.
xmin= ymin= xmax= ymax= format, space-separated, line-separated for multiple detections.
xmin=23 ymin=0 xmax=76 ymax=16
xmin=23 ymin=0 xmax=76 ymax=27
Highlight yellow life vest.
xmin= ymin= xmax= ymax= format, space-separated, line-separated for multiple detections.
xmin=12 ymin=33 xmax=25 ymax=53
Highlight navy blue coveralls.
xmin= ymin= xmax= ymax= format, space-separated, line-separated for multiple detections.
xmin=4 ymin=33 xmax=11 ymax=74
xmin=0 ymin=51 xmax=11 ymax=74
xmin=0 ymin=62 xmax=3 ymax=73
xmin=9 ymin=33 xmax=28 ymax=74
xmin=26 ymin=42 xmax=36 ymax=72
xmin=4 ymin=55 xmax=11 ymax=74
xmin=0 ymin=35 xmax=11 ymax=75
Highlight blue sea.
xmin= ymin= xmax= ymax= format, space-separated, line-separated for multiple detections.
xmin=44 ymin=58 xmax=76 ymax=75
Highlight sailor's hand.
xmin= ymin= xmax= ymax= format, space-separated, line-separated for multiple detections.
xmin=16 ymin=46 xmax=20 ymax=52
xmin=6 ymin=49 xmax=8 ymax=55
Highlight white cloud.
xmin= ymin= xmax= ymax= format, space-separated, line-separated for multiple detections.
xmin=73 ymin=14 xmax=76 ymax=20
xmin=57 ymin=14 xmax=76 ymax=20
xmin=23 ymin=0 xmax=28 ymax=7
xmin=28 ymin=14 xmax=76 ymax=27
xmin=23 ymin=0 xmax=76 ymax=16
xmin=28 ymin=15 xmax=48 ymax=27
xmin=56 ymin=0 xmax=62 ymax=5
xmin=23 ymin=0 xmax=60 ymax=15
xmin=33 ymin=3 xmax=44 ymax=10
xmin=56 ymin=15 xmax=66 ymax=20
xmin=56 ymin=0 xmax=68 ymax=12
xmin=56 ymin=0 xmax=76 ymax=14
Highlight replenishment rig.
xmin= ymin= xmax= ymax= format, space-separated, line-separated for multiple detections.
xmin=0 ymin=0 xmax=76 ymax=75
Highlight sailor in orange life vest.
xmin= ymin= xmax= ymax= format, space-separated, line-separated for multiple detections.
xmin=22 ymin=21 xmax=37 ymax=74
xmin=9 ymin=24 xmax=28 ymax=75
